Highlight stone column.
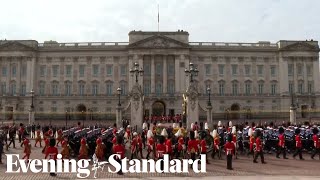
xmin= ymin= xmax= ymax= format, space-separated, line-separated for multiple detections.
xmin=278 ymin=55 xmax=289 ymax=95
xmin=313 ymin=57 xmax=320 ymax=94
xmin=174 ymin=55 xmax=180 ymax=93
xmin=163 ymin=55 xmax=167 ymax=93
xmin=116 ymin=105 xmax=123 ymax=128
xmin=151 ymin=55 xmax=155 ymax=93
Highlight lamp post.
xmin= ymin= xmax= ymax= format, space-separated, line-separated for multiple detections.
xmin=207 ymin=87 xmax=211 ymax=106
xmin=28 ymin=89 xmax=35 ymax=125
xmin=290 ymin=91 xmax=298 ymax=125
xmin=184 ymin=62 xmax=199 ymax=83
xmin=129 ymin=62 xmax=144 ymax=83
xmin=65 ymin=110 xmax=68 ymax=128
xmin=117 ymin=87 xmax=122 ymax=106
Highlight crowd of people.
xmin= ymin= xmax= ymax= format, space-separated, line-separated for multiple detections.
xmin=0 ymin=120 xmax=319 ymax=175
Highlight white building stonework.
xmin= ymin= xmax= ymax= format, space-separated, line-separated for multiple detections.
xmin=0 ymin=31 xmax=319 ymax=123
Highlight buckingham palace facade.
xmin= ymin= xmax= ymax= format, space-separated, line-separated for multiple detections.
xmin=0 ymin=30 xmax=319 ymax=122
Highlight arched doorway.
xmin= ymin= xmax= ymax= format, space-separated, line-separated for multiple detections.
xmin=230 ymin=104 xmax=240 ymax=119
xmin=152 ymin=101 xmax=165 ymax=116
xmin=301 ymin=105 xmax=308 ymax=118
xmin=76 ymin=104 xmax=87 ymax=120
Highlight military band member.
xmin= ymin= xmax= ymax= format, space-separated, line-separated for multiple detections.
xmin=231 ymin=126 xmax=237 ymax=159
xmin=176 ymin=129 xmax=185 ymax=158
xmin=276 ymin=127 xmax=288 ymax=159
xmin=130 ymin=132 xmax=138 ymax=159
xmin=45 ymin=138 xmax=58 ymax=176
xmin=60 ymin=140 xmax=70 ymax=159
xmin=188 ymin=131 xmax=198 ymax=164
xmin=56 ymin=129 xmax=63 ymax=147
xmin=211 ymin=129 xmax=221 ymax=159
xmin=78 ymin=138 xmax=89 ymax=159
xmin=146 ymin=130 xmax=155 ymax=159
xmin=165 ymin=132 xmax=173 ymax=159
xmin=225 ymin=134 xmax=235 ymax=170
xmin=22 ymin=138 xmax=31 ymax=162
xmin=42 ymin=138 xmax=49 ymax=154
xmin=293 ymin=128 xmax=304 ymax=160
xmin=200 ymin=132 xmax=209 ymax=164
xmin=34 ymin=128 xmax=42 ymax=147
xmin=113 ymin=136 xmax=125 ymax=175
xmin=311 ymin=128 xmax=320 ymax=159
xmin=137 ymin=132 xmax=144 ymax=158
xmin=253 ymin=129 xmax=266 ymax=164
xmin=95 ymin=138 xmax=104 ymax=161
xmin=247 ymin=128 xmax=255 ymax=157
xmin=156 ymin=135 xmax=166 ymax=171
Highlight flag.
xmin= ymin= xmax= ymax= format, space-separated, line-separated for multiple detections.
xmin=157 ymin=4 xmax=159 ymax=23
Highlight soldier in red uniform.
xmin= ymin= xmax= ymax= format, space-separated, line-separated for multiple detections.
xmin=95 ymin=138 xmax=104 ymax=161
xmin=293 ymin=128 xmax=304 ymax=160
xmin=137 ymin=132 xmax=144 ymax=158
xmin=192 ymin=122 xmax=199 ymax=131
xmin=56 ymin=129 xmax=63 ymax=146
xmin=311 ymin=128 xmax=320 ymax=159
xmin=276 ymin=127 xmax=288 ymax=159
xmin=165 ymin=135 xmax=173 ymax=160
xmin=224 ymin=134 xmax=235 ymax=170
xmin=22 ymin=138 xmax=31 ymax=162
xmin=253 ymin=130 xmax=266 ymax=164
xmin=34 ymin=128 xmax=42 ymax=147
xmin=146 ymin=130 xmax=155 ymax=159
xmin=247 ymin=128 xmax=255 ymax=157
xmin=78 ymin=138 xmax=89 ymax=159
xmin=45 ymin=138 xmax=58 ymax=176
xmin=42 ymin=138 xmax=50 ymax=154
xmin=176 ymin=129 xmax=185 ymax=158
xmin=200 ymin=132 xmax=209 ymax=164
xmin=112 ymin=123 xmax=117 ymax=136
xmin=156 ymin=135 xmax=166 ymax=171
xmin=211 ymin=129 xmax=221 ymax=159
xmin=113 ymin=136 xmax=125 ymax=175
xmin=130 ymin=132 xmax=138 ymax=159
xmin=188 ymin=131 xmax=198 ymax=163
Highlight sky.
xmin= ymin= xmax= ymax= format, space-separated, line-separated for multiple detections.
xmin=0 ymin=0 xmax=319 ymax=43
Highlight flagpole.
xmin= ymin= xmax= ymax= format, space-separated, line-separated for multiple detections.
xmin=158 ymin=4 xmax=159 ymax=32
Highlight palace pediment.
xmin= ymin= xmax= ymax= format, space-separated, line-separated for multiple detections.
xmin=128 ymin=35 xmax=190 ymax=49
xmin=280 ymin=42 xmax=319 ymax=51
xmin=0 ymin=41 xmax=36 ymax=51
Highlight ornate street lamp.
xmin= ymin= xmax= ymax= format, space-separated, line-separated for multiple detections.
xmin=65 ymin=110 xmax=68 ymax=128
xmin=30 ymin=89 xmax=34 ymax=110
xmin=207 ymin=87 xmax=212 ymax=106
xmin=184 ymin=62 xmax=199 ymax=83
xmin=129 ymin=62 xmax=144 ymax=83
xmin=117 ymin=87 xmax=122 ymax=106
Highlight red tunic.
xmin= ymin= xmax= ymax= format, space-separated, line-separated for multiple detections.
xmin=156 ymin=144 xmax=166 ymax=158
xmin=278 ymin=134 xmax=285 ymax=147
xmin=45 ymin=146 xmax=58 ymax=160
xmin=313 ymin=135 xmax=319 ymax=148
xmin=192 ymin=125 xmax=199 ymax=131
xmin=165 ymin=139 xmax=173 ymax=154
xmin=224 ymin=142 xmax=235 ymax=155
xmin=112 ymin=137 xmax=117 ymax=144
xmin=188 ymin=139 xmax=199 ymax=153
xmin=113 ymin=144 xmax=125 ymax=159
xmin=178 ymin=137 xmax=184 ymax=151
xmin=137 ymin=136 xmax=143 ymax=149
xmin=249 ymin=136 xmax=255 ymax=151
xmin=295 ymin=135 xmax=302 ymax=148
xmin=113 ymin=128 xmax=117 ymax=135
xmin=126 ymin=129 xmax=131 ymax=138
xmin=131 ymin=137 xmax=137 ymax=152
xmin=147 ymin=137 xmax=154 ymax=152
xmin=232 ymin=135 xmax=237 ymax=143
xmin=214 ymin=137 xmax=220 ymax=150
xmin=255 ymin=137 xmax=262 ymax=152
xmin=200 ymin=139 xmax=207 ymax=153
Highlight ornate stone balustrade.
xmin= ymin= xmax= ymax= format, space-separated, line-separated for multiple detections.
xmin=38 ymin=42 xmax=129 ymax=48
xmin=189 ymin=42 xmax=278 ymax=47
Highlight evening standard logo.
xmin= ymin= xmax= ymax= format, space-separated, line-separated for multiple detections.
xmin=6 ymin=154 xmax=207 ymax=178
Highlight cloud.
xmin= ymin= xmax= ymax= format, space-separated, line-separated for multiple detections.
xmin=0 ymin=0 xmax=319 ymax=43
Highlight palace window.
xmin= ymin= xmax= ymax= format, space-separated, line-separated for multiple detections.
xmin=231 ymin=65 xmax=238 ymax=76
xmin=52 ymin=65 xmax=59 ymax=77
xmin=232 ymin=82 xmax=238 ymax=96
xmin=52 ymin=82 xmax=59 ymax=96
xmin=65 ymin=82 xmax=72 ymax=96
xmin=106 ymin=65 xmax=113 ymax=76
xmin=79 ymin=82 xmax=85 ymax=96
xmin=40 ymin=65 xmax=46 ymax=77
xmin=92 ymin=83 xmax=99 ymax=96
xmin=79 ymin=65 xmax=85 ymax=77
xmin=106 ymin=82 xmax=113 ymax=96
xmin=298 ymin=82 xmax=304 ymax=94
xmin=10 ymin=82 xmax=16 ymax=96
xmin=168 ymin=63 xmax=175 ymax=76
xmin=2 ymin=66 xmax=7 ymax=77
xmin=270 ymin=66 xmax=276 ymax=77
xmin=219 ymin=82 xmax=225 ymax=96
xmin=21 ymin=84 xmax=26 ymax=96
xmin=144 ymin=81 xmax=151 ymax=96
xmin=218 ymin=64 xmax=224 ymax=76
xmin=245 ymin=82 xmax=251 ymax=95
xmin=144 ymin=64 xmax=151 ymax=75
xmin=1 ymin=82 xmax=6 ymax=95
xmin=168 ymin=81 xmax=175 ymax=95
xmin=289 ymin=82 xmax=293 ymax=94
xmin=307 ymin=65 xmax=312 ymax=76
xmin=12 ymin=65 xmax=17 ymax=77
xmin=22 ymin=65 xmax=26 ymax=76
xmin=155 ymin=82 xmax=163 ymax=95
xmin=205 ymin=64 xmax=211 ymax=76
xmin=258 ymin=83 xmax=264 ymax=95
xmin=66 ymin=65 xmax=72 ymax=77
xmin=120 ymin=81 xmax=127 ymax=95
xmin=39 ymin=82 xmax=45 ymax=96
xmin=271 ymin=84 xmax=277 ymax=95
xmin=93 ymin=65 xmax=99 ymax=77
xmin=257 ymin=65 xmax=264 ymax=76
xmin=120 ymin=65 xmax=127 ymax=76
xmin=308 ymin=81 xmax=313 ymax=94
xmin=297 ymin=64 xmax=303 ymax=76
xmin=245 ymin=65 xmax=251 ymax=76
xmin=288 ymin=64 xmax=294 ymax=76
xmin=156 ymin=63 xmax=162 ymax=75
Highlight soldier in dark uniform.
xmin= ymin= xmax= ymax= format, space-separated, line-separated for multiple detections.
xmin=224 ymin=134 xmax=235 ymax=170
xmin=7 ymin=125 xmax=16 ymax=150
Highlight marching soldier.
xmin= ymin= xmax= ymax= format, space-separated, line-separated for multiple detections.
xmin=42 ymin=138 xmax=49 ymax=154
xmin=112 ymin=123 xmax=117 ymax=136
xmin=156 ymin=135 xmax=166 ymax=171
xmin=200 ymin=132 xmax=209 ymax=164
xmin=56 ymin=129 xmax=63 ymax=147
xmin=113 ymin=136 xmax=125 ymax=175
xmin=22 ymin=138 xmax=31 ymax=162
xmin=78 ymin=138 xmax=89 ymax=159
xmin=175 ymin=129 xmax=185 ymax=158
xmin=276 ymin=127 xmax=288 ymax=159
xmin=253 ymin=129 xmax=266 ymax=164
xmin=45 ymin=138 xmax=58 ymax=176
xmin=130 ymin=132 xmax=138 ymax=159
xmin=60 ymin=140 xmax=70 ymax=159
xmin=188 ymin=131 xmax=198 ymax=164
xmin=224 ymin=134 xmax=235 ymax=170
xmin=146 ymin=130 xmax=155 ymax=159
xmin=7 ymin=125 xmax=16 ymax=150
xmin=34 ymin=128 xmax=42 ymax=147
xmin=211 ymin=129 xmax=221 ymax=159
xmin=293 ymin=128 xmax=304 ymax=160
xmin=311 ymin=128 xmax=320 ymax=159
xmin=164 ymin=129 xmax=173 ymax=160
xmin=95 ymin=138 xmax=104 ymax=161
xmin=247 ymin=128 xmax=254 ymax=157
xmin=137 ymin=132 xmax=144 ymax=158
